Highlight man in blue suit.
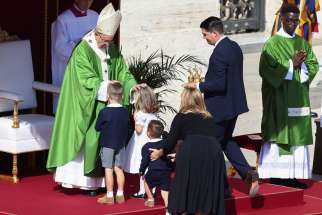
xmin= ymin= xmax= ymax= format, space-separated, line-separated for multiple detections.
xmin=184 ymin=16 xmax=259 ymax=197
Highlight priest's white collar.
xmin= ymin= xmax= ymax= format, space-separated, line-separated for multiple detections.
xmin=149 ymin=138 xmax=162 ymax=142
xmin=214 ymin=35 xmax=227 ymax=49
xmin=83 ymin=30 xmax=110 ymax=61
xmin=107 ymin=103 xmax=122 ymax=107
xmin=277 ymin=27 xmax=295 ymax=38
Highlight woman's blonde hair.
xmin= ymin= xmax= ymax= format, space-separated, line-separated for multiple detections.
xmin=179 ymin=88 xmax=212 ymax=118
xmin=135 ymin=86 xmax=159 ymax=113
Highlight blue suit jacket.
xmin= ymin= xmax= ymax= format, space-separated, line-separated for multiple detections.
xmin=199 ymin=37 xmax=249 ymax=122
xmin=95 ymin=106 xmax=130 ymax=150
xmin=139 ymin=140 xmax=173 ymax=174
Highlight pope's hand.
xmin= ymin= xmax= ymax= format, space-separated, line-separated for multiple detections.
xmin=132 ymin=83 xmax=147 ymax=92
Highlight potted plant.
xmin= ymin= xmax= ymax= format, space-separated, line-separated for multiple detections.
xmin=128 ymin=50 xmax=206 ymax=121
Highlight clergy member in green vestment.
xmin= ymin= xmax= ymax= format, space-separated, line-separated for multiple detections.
xmin=258 ymin=3 xmax=319 ymax=188
xmin=46 ymin=3 xmax=143 ymax=191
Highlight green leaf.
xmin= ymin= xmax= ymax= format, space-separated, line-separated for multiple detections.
xmin=127 ymin=50 xmax=205 ymax=125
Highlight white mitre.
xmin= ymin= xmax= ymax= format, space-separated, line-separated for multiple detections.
xmin=96 ymin=3 xmax=122 ymax=36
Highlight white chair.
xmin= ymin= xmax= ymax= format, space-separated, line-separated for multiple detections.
xmin=0 ymin=40 xmax=60 ymax=183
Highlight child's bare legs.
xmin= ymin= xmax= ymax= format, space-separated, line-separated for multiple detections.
xmin=144 ymin=180 xmax=155 ymax=207
xmin=161 ymin=190 xmax=170 ymax=214
xmin=161 ymin=190 xmax=169 ymax=207
xmin=139 ymin=176 xmax=146 ymax=194
xmin=114 ymin=166 xmax=125 ymax=191
xmin=144 ymin=180 xmax=154 ymax=200
xmin=105 ymin=168 xmax=114 ymax=194
xmin=130 ymin=175 xmax=145 ymax=198
xmin=114 ymin=166 xmax=125 ymax=203
xmin=97 ymin=168 xmax=114 ymax=204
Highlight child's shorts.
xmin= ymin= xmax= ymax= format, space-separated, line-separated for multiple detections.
xmin=145 ymin=170 xmax=171 ymax=191
xmin=100 ymin=147 xmax=124 ymax=169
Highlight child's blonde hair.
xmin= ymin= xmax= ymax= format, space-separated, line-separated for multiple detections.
xmin=107 ymin=82 xmax=123 ymax=103
xmin=179 ymin=88 xmax=212 ymax=118
xmin=135 ymin=86 xmax=159 ymax=113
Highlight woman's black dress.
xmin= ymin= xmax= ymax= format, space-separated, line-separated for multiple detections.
xmin=164 ymin=112 xmax=225 ymax=215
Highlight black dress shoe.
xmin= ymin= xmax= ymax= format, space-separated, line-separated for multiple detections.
xmin=245 ymin=169 xmax=260 ymax=197
xmin=286 ymin=179 xmax=308 ymax=189
xmin=270 ymin=178 xmax=285 ymax=186
xmin=270 ymin=178 xmax=308 ymax=189
xmin=131 ymin=193 xmax=145 ymax=198
xmin=311 ymin=111 xmax=318 ymax=118
xmin=87 ymin=190 xmax=98 ymax=196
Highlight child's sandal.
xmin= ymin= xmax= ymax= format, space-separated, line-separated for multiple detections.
xmin=144 ymin=199 xmax=155 ymax=207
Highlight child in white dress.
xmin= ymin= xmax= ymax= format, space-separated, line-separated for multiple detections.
xmin=123 ymin=86 xmax=159 ymax=197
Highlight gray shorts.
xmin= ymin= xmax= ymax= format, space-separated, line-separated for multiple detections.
xmin=100 ymin=147 xmax=124 ymax=169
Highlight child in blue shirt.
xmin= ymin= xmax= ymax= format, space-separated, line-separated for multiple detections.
xmin=140 ymin=120 xmax=175 ymax=214
xmin=95 ymin=81 xmax=130 ymax=205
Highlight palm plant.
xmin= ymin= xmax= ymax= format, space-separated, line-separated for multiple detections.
xmin=128 ymin=50 xmax=206 ymax=119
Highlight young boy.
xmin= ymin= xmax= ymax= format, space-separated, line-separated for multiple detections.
xmin=139 ymin=120 xmax=174 ymax=213
xmin=95 ymin=81 xmax=130 ymax=204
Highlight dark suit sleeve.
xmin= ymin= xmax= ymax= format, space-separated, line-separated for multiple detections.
xmin=199 ymin=53 xmax=227 ymax=93
xmin=95 ymin=110 xmax=105 ymax=132
xmin=139 ymin=145 xmax=150 ymax=174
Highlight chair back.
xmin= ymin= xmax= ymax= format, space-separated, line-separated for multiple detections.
xmin=0 ymin=40 xmax=37 ymax=112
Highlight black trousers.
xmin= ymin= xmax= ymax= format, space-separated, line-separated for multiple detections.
xmin=214 ymin=117 xmax=251 ymax=186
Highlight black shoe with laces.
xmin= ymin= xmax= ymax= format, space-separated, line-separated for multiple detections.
xmin=131 ymin=192 xmax=146 ymax=199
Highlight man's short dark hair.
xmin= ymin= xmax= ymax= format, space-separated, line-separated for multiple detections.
xmin=200 ymin=16 xmax=224 ymax=34
xmin=148 ymin=120 xmax=164 ymax=139
xmin=280 ymin=3 xmax=300 ymax=16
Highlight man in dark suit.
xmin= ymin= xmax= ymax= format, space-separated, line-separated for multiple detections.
xmin=184 ymin=16 xmax=259 ymax=197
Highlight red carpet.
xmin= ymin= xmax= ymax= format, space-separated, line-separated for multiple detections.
xmin=235 ymin=180 xmax=322 ymax=215
xmin=303 ymin=180 xmax=322 ymax=199
xmin=226 ymin=178 xmax=304 ymax=214
xmin=1 ymin=174 xmax=322 ymax=215
xmin=237 ymin=195 xmax=322 ymax=215
xmin=0 ymin=174 xmax=165 ymax=215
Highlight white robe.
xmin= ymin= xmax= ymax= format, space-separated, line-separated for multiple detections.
xmin=123 ymin=111 xmax=158 ymax=173
xmin=258 ymin=142 xmax=311 ymax=179
xmin=55 ymin=148 xmax=105 ymax=190
xmin=51 ymin=9 xmax=98 ymax=112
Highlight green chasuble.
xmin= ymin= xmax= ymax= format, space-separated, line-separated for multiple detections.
xmin=259 ymin=34 xmax=319 ymax=154
xmin=46 ymin=40 xmax=137 ymax=176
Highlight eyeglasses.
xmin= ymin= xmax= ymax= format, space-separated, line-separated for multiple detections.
xmin=96 ymin=33 xmax=113 ymax=43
